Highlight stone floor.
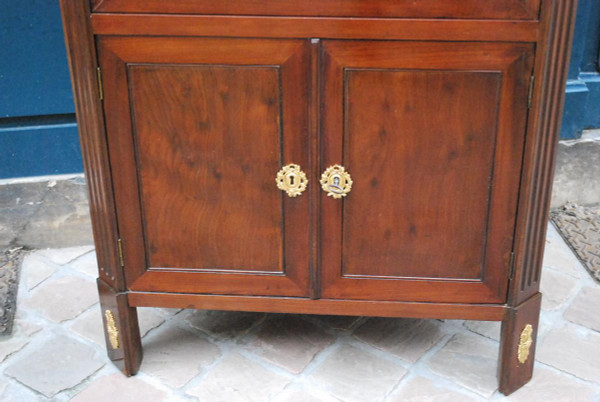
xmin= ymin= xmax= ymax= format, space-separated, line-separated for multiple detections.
xmin=0 ymin=224 xmax=599 ymax=401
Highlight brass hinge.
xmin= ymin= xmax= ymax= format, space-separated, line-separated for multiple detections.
xmin=96 ymin=67 xmax=104 ymax=101
xmin=117 ymin=238 xmax=125 ymax=268
xmin=509 ymin=252 xmax=516 ymax=280
xmin=527 ymin=76 xmax=535 ymax=109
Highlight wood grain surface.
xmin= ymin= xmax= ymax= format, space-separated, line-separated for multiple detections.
xmin=128 ymin=291 xmax=508 ymax=321
xmin=91 ymin=0 xmax=540 ymax=20
xmin=90 ymin=14 xmax=539 ymax=43
xmin=320 ymin=41 xmax=534 ymax=303
xmin=129 ymin=65 xmax=284 ymax=273
xmin=98 ymin=37 xmax=311 ymax=296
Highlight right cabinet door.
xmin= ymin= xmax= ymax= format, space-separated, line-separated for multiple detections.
xmin=320 ymin=41 xmax=534 ymax=303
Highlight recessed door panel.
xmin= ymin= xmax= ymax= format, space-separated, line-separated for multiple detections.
xmin=129 ymin=65 xmax=283 ymax=273
xmin=342 ymin=70 xmax=500 ymax=280
xmin=99 ymin=37 xmax=311 ymax=296
xmin=320 ymin=41 xmax=534 ymax=303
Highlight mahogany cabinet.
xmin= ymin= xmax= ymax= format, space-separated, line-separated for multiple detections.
xmin=60 ymin=0 xmax=577 ymax=395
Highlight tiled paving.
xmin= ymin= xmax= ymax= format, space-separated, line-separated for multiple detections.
xmin=0 ymin=224 xmax=599 ymax=401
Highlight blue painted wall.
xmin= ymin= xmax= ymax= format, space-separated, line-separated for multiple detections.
xmin=0 ymin=2 xmax=597 ymax=178
xmin=561 ymin=0 xmax=600 ymax=139
xmin=0 ymin=0 xmax=82 ymax=179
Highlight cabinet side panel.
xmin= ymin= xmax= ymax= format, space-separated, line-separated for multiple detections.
xmin=511 ymin=0 xmax=578 ymax=305
xmin=59 ymin=0 xmax=123 ymax=289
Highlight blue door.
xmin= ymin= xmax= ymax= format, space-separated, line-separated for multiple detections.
xmin=562 ymin=0 xmax=600 ymax=139
xmin=0 ymin=0 xmax=82 ymax=179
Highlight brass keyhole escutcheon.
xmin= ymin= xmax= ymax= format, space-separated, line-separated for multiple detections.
xmin=276 ymin=164 xmax=308 ymax=197
xmin=320 ymin=165 xmax=353 ymax=199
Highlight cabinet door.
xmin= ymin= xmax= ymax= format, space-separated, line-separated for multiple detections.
xmin=99 ymin=37 xmax=311 ymax=296
xmin=320 ymin=41 xmax=533 ymax=303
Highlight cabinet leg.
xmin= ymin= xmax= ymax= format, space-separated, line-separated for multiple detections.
xmin=97 ymin=279 xmax=143 ymax=376
xmin=498 ymin=293 xmax=542 ymax=395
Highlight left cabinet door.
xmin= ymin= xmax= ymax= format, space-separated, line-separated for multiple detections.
xmin=98 ymin=37 xmax=311 ymax=296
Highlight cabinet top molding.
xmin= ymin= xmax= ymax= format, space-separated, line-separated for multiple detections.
xmin=91 ymin=0 xmax=540 ymax=20
xmin=91 ymin=14 xmax=539 ymax=43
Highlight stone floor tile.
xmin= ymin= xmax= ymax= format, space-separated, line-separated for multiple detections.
xmin=12 ymin=317 xmax=42 ymax=337
xmin=37 ymin=245 xmax=94 ymax=265
xmin=141 ymin=325 xmax=220 ymax=388
xmin=0 ymin=381 xmax=47 ymax=402
xmin=186 ymin=353 xmax=290 ymax=402
xmin=273 ymin=386 xmax=339 ymax=402
xmin=21 ymin=253 xmax=56 ymax=290
xmin=246 ymin=315 xmax=335 ymax=374
xmin=69 ymin=251 xmax=99 ymax=277
xmin=354 ymin=318 xmax=444 ymax=363
xmin=138 ymin=308 xmax=168 ymax=336
xmin=23 ymin=276 xmax=97 ymax=322
xmin=308 ymin=314 xmax=362 ymax=331
xmin=542 ymin=226 xmax=582 ymax=278
xmin=0 ymin=318 xmax=42 ymax=362
xmin=564 ymin=287 xmax=600 ymax=332
xmin=70 ymin=308 xmax=105 ymax=346
xmin=428 ymin=332 xmax=499 ymax=398
xmin=534 ymin=312 xmax=556 ymax=342
xmin=539 ymin=269 xmax=578 ymax=311
xmin=508 ymin=367 xmax=599 ymax=402
xmin=184 ymin=309 xmax=265 ymax=339
xmin=463 ymin=320 xmax=501 ymax=341
xmin=158 ymin=308 xmax=182 ymax=317
xmin=0 ymin=337 xmax=29 ymax=363
xmin=4 ymin=336 xmax=104 ymax=398
xmin=388 ymin=376 xmax=477 ymax=402
xmin=537 ymin=325 xmax=600 ymax=383
xmin=306 ymin=344 xmax=407 ymax=402
xmin=71 ymin=306 xmax=165 ymax=346
xmin=71 ymin=373 xmax=167 ymax=402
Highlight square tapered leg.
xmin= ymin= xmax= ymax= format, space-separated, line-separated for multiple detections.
xmin=97 ymin=279 xmax=143 ymax=376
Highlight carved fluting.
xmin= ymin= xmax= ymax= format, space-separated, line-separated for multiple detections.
xmin=59 ymin=0 xmax=123 ymax=290
xmin=512 ymin=0 xmax=578 ymax=304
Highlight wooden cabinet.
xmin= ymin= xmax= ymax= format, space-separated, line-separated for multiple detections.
xmin=60 ymin=0 xmax=577 ymax=395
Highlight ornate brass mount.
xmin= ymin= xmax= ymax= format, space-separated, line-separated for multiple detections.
xmin=517 ymin=323 xmax=533 ymax=364
xmin=276 ymin=164 xmax=308 ymax=197
xmin=320 ymin=165 xmax=353 ymax=199
xmin=104 ymin=309 xmax=120 ymax=350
